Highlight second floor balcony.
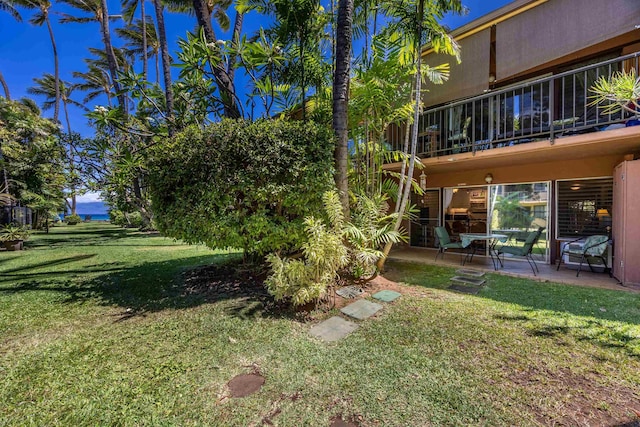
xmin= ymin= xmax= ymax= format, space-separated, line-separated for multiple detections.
xmin=389 ymin=52 xmax=640 ymax=159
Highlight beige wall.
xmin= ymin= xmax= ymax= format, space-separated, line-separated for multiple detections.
xmin=423 ymin=154 xmax=624 ymax=188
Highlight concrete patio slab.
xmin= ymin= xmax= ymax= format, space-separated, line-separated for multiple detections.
xmin=309 ymin=316 xmax=358 ymax=342
xmin=340 ymin=299 xmax=383 ymax=320
xmin=372 ymin=290 xmax=402 ymax=302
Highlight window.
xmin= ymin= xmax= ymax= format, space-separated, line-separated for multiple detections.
xmin=556 ymin=178 xmax=613 ymax=238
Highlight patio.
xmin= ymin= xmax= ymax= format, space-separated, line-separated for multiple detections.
xmin=388 ymin=246 xmax=639 ymax=293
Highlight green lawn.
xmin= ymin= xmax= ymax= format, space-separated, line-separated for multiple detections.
xmin=1 ymin=224 xmax=639 ymax=426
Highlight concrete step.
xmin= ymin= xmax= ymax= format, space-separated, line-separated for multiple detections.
xmin=450 ymin=276 xmax=486 ymax=286
xmin=455 ymin=268 xmax=485 ymax=278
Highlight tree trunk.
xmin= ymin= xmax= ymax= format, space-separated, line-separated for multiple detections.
xmin=191 ymin=0 xmax=241 ymax=119
xmin=141 ymin=0 xmax=148 ymax=81
xmin=100 ymin=0 xmax=127 ymax=112
xmin=332 ymin=0 xmax=354 ymax=217
xmin=44 ymin=15 xmax=60 ymax=122
xmin=227 ymin=10 xmax=244 ymax=83
xmin=63 ymin=101 xmax=77 ymax=215
xmin=378 ymin=0 xmax=425 ymax=272
xmin=0 ymin=70 xmax=11 ymax=100
xmin=153 ymin=0 xmax=175 ymax=136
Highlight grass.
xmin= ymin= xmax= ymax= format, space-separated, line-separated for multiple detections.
xmin=1 ymin=223 xmax=639 ymax=426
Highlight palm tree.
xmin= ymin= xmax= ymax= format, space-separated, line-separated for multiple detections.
xmin=27 ymin=74 xmax=85 ymax=215
xmin=59 ymin=0 xmax=127 ymax=111
xmin=73 ymin=65 xmax=114 ymax=106
xmin=333 ymin=0 xmax=354 ymax=216
xmin=376 ymin=0 xmax=462 ymax=270
xmin=151 ymin=0 xmax=174 ymax=135
xmin=27 ymin=73 xmax=86 ymax=134
xmin=13 ymin=0 xmax=61 ymax=121
xmin=0 ymin=0 xmax=21 ymax=100
xmin=115 ymin=17 xmax=160 ymax=83
xmin=121 ymin=0 xmax=149 ymax=80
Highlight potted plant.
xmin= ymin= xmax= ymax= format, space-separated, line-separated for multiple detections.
xmin=0 ymin=224 xmax=30 ymax=251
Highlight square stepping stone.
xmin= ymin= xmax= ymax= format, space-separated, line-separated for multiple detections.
xmin=340 ymin=299 xmax=383 ymax=320
xmin=336 ymin=285 xmax=364 ymax=299
xmin=309 ymin=316 xmax=358 ymax=342
xmin=455 ymin=268 xmax=485 ymax=277
xmin=372 ymin=290 xmax=402 ymax=302
xmin=450 ymin=276 xmax=486 ymax=286
xmin=448 ymin=284 xmax=482 ymax=295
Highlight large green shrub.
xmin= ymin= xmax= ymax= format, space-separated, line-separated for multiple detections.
xmin=148 ymin=119 xmax=335 ymax=256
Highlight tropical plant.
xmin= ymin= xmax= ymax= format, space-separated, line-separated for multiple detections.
xmin=0 ymin=223 xmax=30 ymax=241
xmin=590 ymin=68 xmax=640 ymax=116
xmin=494 ymin=192 xmax=533 ymax=230
xmin=265 ymin=190 xmax=406 ymax=306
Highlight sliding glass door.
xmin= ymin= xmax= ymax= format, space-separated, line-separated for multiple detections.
xmin=488 ymin=182 xmax=549 ymax=262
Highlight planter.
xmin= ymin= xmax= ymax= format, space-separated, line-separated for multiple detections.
xmin=2 ymin=240 xmax=24 ymax=251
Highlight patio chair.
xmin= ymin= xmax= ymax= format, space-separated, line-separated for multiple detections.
xmin=496 ymin=228 xmax=543 ymax=276
xmin=434 ymin=226 xmax=465 ymax=263
xmin=556 ymin=235 xmax=611 ymax=277
xmin=449 ymin=116 xmax=471 ymax=153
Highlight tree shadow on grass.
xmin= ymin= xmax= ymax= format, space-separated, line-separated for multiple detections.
xmin=0 ymin=252 xmax=290 ymax=320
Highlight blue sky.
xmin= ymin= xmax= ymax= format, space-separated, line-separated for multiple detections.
xmin=1 ymin=0 xmax=511 ymax=208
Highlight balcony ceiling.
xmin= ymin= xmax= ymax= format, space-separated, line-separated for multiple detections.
xmin=386 ymin=126 xmax=640 ymax=174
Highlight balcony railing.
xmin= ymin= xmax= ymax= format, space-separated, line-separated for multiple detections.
xmin=389 ymin=51 xmax=640 ymax=158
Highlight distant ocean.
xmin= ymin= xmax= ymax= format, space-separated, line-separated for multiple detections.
xmin=80 ymin=214 xmax=110 ymax=221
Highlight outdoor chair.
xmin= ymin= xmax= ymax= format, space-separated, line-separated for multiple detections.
xmin=496 ymin=228 xmax=543 ymax=276
xmin=449 ymin=116 xmax=472 ymax=153
xmin=434 ymin=226 xmax=465 ymax=263
xmin=557 ymin=235 xmax=611 ymax=277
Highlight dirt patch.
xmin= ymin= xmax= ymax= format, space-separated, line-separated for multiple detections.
xmin=227 ymin=373 xmax=265 ymax=398
xmin=510 ymin=365 xmax=640 ymax=426
xmin=329 ymin=415 xmax=360 ymax=427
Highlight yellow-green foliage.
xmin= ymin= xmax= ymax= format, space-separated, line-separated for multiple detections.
xmin=265 ymin=190 xmax=406 ymax=306
xmin=265 ymin=215 xmax=349 ymax=306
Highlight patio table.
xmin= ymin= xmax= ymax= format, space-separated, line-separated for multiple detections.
xmin=460 ymin=233 xmax=508 ymax=270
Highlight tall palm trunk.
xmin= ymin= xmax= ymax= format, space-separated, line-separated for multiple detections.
xmin=152 ymin=0 xmax=174 ymax=136
xmin=62 ymin=100 xmax=77 ymax=215
xmin=333 ymin=0 xmax=354 ymax=216
xmin=378 ymin=0 xmax=425 ymax=271
xmin=192 ymin=0 xmax=240 ymax=119
xmin=44 ymin=14 xmax=60 ymax=122
xmin=0 ymin=71 xmax=10 ymax=100
xmin=100 ymin=0 xmax=126 ymax=112
xmin=141 ymin=0 xmax=148 ymax=80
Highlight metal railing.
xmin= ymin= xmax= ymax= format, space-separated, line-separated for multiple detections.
xmin=389 ymin=51 xmax=640 ymax=158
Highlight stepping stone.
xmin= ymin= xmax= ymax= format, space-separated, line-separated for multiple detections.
xmin=372 ymin=290 xmax=402 ymax=302
xmin=340 ymin=299 xmax=383 ymax=320
xmin=309 ymin=316 xmax=358 ymax=342
xmin=336 ymin=285 xmax=364 ymax=299
xmin=450 ymin=276 xmax=486 ymax=286
xmin=448 ymin=284 xmax=482 ymax=295
xmin=455 ymin=268 xmax=485 ymax=277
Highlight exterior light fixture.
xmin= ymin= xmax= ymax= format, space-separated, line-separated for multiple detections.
xmin=419 ymin=171 xmax=427 ymax=191
xmin=484 ymin=173 xmax=493 ymax=184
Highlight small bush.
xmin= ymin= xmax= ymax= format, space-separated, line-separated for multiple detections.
xmin=148 ymin=119 xmax=335 ymax=257
xmin=65 ymin=214 xmax=82 ymax=225
xmin=109 ymin=209 xmax=144 ymax=228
